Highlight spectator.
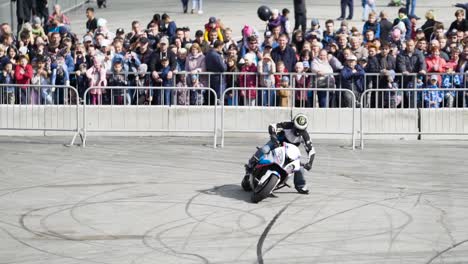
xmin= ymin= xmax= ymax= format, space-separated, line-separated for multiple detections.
xmin=205 ymin=40 xmax=226 ymax=105
xmin=363 ymin=12 xmax=380 ymax=41
xmin=396 ymin=39 xmax=427 ymax=107
xmin=271 ymin=34 xmax=297 ymax=72
xmin=0 ymin=61 xmax=15 ymax=104
xmin=108 ymin=59 xmax=129 ymax=105
xmin=204 ymin=17 xmax=224 ymax=42
xmin=262 ymin=30 xmax=278 ymax=50
xmin=448 ymin=9 xmax=468 ymax=33
xmin=189 ymin=74 xmax=205 ymax=105
xmin=238 ymin=53 xmax=258 ymax=105
xmin=160 ymin=14 xmax=177 ymax=39
xmin=312 ymin=49 xmax=336 ymax=107
xmin=292 ymin=62 xmax=309 ymax=107
xmin=379 ymin=11 xmax=393 ymax=45
xmin=421 ymin=10 xmax=439 ymax=42
xmin=268 ymin=9 xmax=283 ymax=33
xmin=294 ymin=0 xmax=307 ymax=32
xmin=350 ymin=35 xmax=369 ymax=60
xmin=278 ymin=76 xmax=291 ymax=107
xmin=282 ymin=8 xmax=292 ymax=35
xmin=31 ymin=17 xmax=47 ymax=41
xmin=258 ymin=53 xmax=276 ymax=106
xmin=86 ymin=58 xmax=107 ymax=105
xmin=225 ymin=56 xmax=239 ymax=105
xmin=441 ymin=65 xmax=460 ymax=107
xmin=74 ymin=63 xmax=88 ymax=103
xmin=48 ymin=5 xmax=71 ymax=31
xmin=174 ymin=73 xmax=188 ymax=105
xmin=51 ymin=55 xmax=70 ymax=104
xmin=191 ymin=0 xmax=203 ymax=14
xmin=35 ymin=0 xmax=49 ymax=24
xmin=338 ymin=0 xmax=354 ymax=21
xmin=135 ymin=37 xmax=153 ymax=65
xmin=425 ymin=47 xmax=446 ymax=84
xmin=340 ymin=55 xmax=365 ymax=107
xmin=363 ymin=0 xmax=377 ymax=22
xmin=322 ymin=20 xmax=336 ymax=46
xmin=86 ymin=8 xmax=98 ymax=34
xmin=185 ymin=43 xmax=206 ymax=86
xmin=135 ymin=63 xmax=152 ymax=105
xmin=424 ymin=75 xmax=443 ymax=108
xmin=155 ymin=57 xmax=174 ymax=105
xmin=150 ymin=37 xmax=177 ymax=82
xmin=15 ymin=0 xmax=34 ymax=33
xmin=393 ymin=8 xmax=412 ymax=40
xmin=406 ymin=0 xmax=418 ymax=20
xmin=181 ymin=0 xmax=189 ymax=13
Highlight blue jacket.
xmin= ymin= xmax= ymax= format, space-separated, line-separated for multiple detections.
xmin=363 ymin=21 xmax=380 ymax=40
xmin=424 ymin=84 xmax=443 ymax=108
xmin=340 ymin=64 xmax=366 ymax=93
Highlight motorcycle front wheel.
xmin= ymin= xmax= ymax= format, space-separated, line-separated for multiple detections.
xmin=251 ymin=175 xmax=279 ymax=203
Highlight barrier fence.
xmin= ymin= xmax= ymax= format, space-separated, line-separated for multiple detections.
xmin=221 ymin=87 xmax=357 ymax=150
xmin=1 ymin=70 xmax=468 ymax=149
xmin=0 ymin=84 xmax=81 ymax=146
xmin=360 ymin=88 xmax=468 ymax=149
xmin=81 ymin=86 xmax=218 ymax=147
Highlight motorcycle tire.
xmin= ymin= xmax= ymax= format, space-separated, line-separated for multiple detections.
xmin=241 ymin=176 xmax=252 ymax=192
xmin=251 ymin=175 xmax=279 ymax=203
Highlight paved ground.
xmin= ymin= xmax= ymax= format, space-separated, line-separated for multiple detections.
xmin=63 ymin=0 xmax=463 ymax=40
xmin=0 ymin=136 xmax=468 ymax=263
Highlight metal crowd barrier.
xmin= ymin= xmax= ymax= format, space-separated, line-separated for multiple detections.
xmin=0 ymin=84 xmax=81 ymax=146
xmin=221 ymin=87 xmax=357 ymax=150
xmin=359 ymin=88 xmax=468 ymax=149
xmin=82 ymin=86 xmax=218 ymax=148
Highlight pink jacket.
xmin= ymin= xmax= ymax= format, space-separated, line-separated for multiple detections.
xmin=86 ymin=65 xmax=107 ymax=95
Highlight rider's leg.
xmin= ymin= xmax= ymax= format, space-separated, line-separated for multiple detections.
xmin=245 ymin=140 xmax=274 ymax=175
xmin=294 ymin=168 xmax=309 ymax=194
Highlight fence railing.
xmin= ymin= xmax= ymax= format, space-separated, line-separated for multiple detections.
xmin=81 ymin=86 xmax=218 ymax=148
xmin=0 ymin=84 xmax=81 ymax=146
xmin=359 ymin=88 xmax=468 ymax=149
xmin=221 ymin=87 xmax=357 ymax=149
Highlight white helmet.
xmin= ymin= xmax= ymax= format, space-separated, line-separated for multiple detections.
xmin=293 ymin=113 xmax=308 ymax=131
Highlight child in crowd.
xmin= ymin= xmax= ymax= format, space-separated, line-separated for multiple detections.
xmin=86 ymin=59 xmax=107 ymax=105
xmin=74 ymin=63 xmax=88 ymax=103
xmin=32 ymin=56 xmax=50 ymax=104
xmin=156 ymin=57 xmax=173 ymax=105
xmin=362 ymin=12 xmax=380 ymax=42
xmin=174 ymin=73 xmax=189 ymax=105
xmin=441 ymin=65 xmax=461 ymax=107
xmin=108 ymin=59 xmax=129 ymax=105
xmin=424 ymin=75 xmax=443 ymax=108
xmin=51 ymin=55 xmax=70 ymax=104
xmin=278 ymin=76 xmax=291 ymax=107
xmin=238 ymin=53 xmax=258 ymax=106
xmin=135 ymin=64 xmax=152 ymax=105
xmin=190 ymin=74 xmax=204 ymax=105
xmin=0 ymin=61 xmax=15 ymax=104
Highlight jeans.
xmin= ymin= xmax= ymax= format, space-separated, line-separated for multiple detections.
xmin=406 ymin=0 xmax=417 ymax=16
xmin=253 ymin=140 xmax=307 ymax=188
xmin=260 ymin=90 xmax=277 ymax=106
xmin=363 ymin=2 xmax=377 ymax=20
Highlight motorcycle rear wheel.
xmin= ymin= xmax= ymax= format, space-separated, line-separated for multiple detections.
xmin=251 ymin=175 xmax=279 ymax=203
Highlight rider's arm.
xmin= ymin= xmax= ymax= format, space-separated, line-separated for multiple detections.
xmin=268 ymin=122 xmax=292 ymax=145
xmin=300 ymin=130 xmax=316 ymax=170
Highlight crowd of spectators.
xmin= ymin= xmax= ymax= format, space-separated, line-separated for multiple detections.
xmin=1 ymin=3 xmax=468 ymax=108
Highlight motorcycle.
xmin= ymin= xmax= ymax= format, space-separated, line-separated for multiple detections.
xmin=242 ymin=142 xmax=304 ymax=203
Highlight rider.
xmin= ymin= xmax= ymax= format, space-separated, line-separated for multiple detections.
xmin=243 ymin=113 xmax=316 ymax=194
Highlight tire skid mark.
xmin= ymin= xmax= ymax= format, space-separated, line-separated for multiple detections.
xmin=256 ymin=196 xmax=301 ymax=264
xmin=426 ymin=239 xmax=468 ymax=264
xmin=262 ymin=189 xmax=442 ymax=257
xmin=0 ymin=226 xmax=109 ymax=264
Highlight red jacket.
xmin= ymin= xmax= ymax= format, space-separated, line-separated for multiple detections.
xmin=14 ymin=64 xmax=33 ymax=89
xmin=238 ymin=64 xmax=258 ymax=99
